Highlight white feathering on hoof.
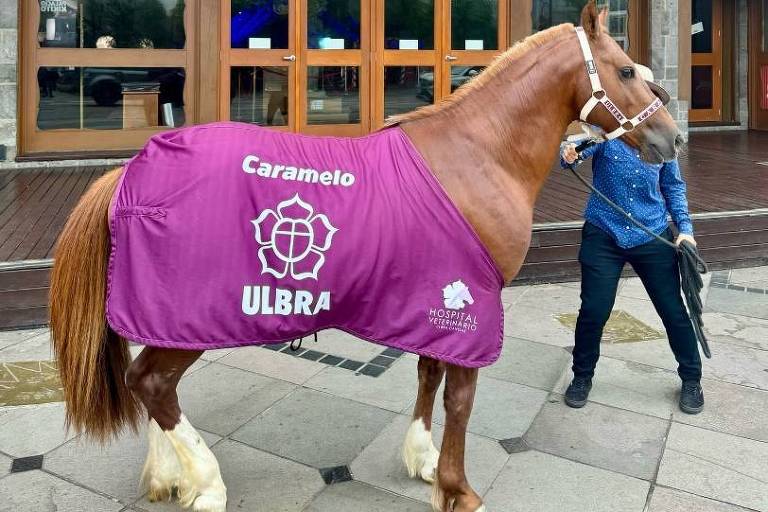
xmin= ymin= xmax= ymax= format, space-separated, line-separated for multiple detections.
xmin=402 ymin=418 xmax=440 ymax=483
xmin=141 ymin=419 xmax=183 ymax=503
xmin=164 ymin=415 xmax=227 ymax=512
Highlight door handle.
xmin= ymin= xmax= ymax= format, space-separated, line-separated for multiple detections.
xmin=282 ymin=55 xmax=296 ymax=62
xmin=445 ymin=55 xmax=458 ymax=61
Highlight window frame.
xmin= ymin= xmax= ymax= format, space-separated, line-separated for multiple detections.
xmin=18 ymin=1 xmax=197 ymax=157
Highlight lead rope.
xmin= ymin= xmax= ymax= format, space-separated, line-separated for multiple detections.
xmin=567 ymin=139 xmax=711 ymax=358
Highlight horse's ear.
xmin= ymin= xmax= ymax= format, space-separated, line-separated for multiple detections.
xmin=598 ymin=7 xmax=609 ymax=31
xmin=580 ymin=0 xmax=602 ymax=40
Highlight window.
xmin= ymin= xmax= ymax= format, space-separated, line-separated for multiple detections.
xmin=21 ymin=1 xmax=194 ymax=155
xmin=531 ymin=0 xmax=630 ymax=51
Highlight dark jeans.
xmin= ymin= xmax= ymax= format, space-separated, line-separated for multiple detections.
xmin=573 ymin=222 xmax=702 ymax=382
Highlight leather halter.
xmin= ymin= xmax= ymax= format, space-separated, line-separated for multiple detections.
xmin=575 ymin=26 xmax=663 ymax=140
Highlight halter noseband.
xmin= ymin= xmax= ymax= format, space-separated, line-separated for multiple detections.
xmin=575 ymin=26 xmax=663 ymax=140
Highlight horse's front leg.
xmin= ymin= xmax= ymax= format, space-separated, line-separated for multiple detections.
xmin=403 ymin=356 xmax=445 ymax=483
xmin=127 ymin=347 xmax=227 ymax=512
xmin=433 ymin=364 xmax=484 ymax=512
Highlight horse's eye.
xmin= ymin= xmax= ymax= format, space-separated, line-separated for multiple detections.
xmin=620 ymin=67 xmax=635 ymax=80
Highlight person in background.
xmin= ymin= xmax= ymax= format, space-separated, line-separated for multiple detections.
xmin=560 ymin=102 xmax=704 ymax=415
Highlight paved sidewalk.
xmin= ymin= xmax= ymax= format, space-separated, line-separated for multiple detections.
xmin=1 ymin=267 xmax=767 ymax=512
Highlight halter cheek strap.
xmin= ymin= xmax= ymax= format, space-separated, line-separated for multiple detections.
xmin=575 ymin=26 xmax=663 ymax=140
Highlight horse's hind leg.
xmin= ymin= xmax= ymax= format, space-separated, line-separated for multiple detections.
xmin=403 ymin=356 xmax=445 ymax=483
xmin=127 ymin=347 xmax=227 ymax=512
xmin=432 ymin=364 xmax=484 ymax=512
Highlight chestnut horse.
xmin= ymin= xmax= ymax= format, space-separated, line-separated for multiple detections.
xmin=49 ymin=4 xmax=682 ymax=512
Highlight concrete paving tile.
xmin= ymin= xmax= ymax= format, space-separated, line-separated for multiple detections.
xmin=0 ymin=331 xmax=54 ymax=361
xmin=501 ymin=285 xmax=530 ymax=308
xmin=0 ymin=403 xmax=75 ymax=457
xmin=231 ymin=388 xmax=396 ymax=468
xmin=0 ymin=470 xmax=123 ymax=512
xmin=218 ymin=346 xmax=325 ymax=385
xmin=483 ymin=337 xmax=571 ymax=391
xmin=176 ymin=439 xmax=323 ymax=512
xmin=701 ymin=339 xmax=768 ymax=391
xmin=511 ymin=284 xmax=583 ymax=313
xmin=351 ymin=414 xmax=509 ymax=504
xmin=304 ymin=357 xmax=418 ymax=413
xmin=657 ymin=423 xmax=768 ymax=512
xmin=45 ymin=423 xmax=220 ymax=503
xmin=0 ymin=452 xmax=10 ymax=478
xmin=504 ymin=305 xmax=575 ymax=347
xmin=176 ymin=362 xmax=296 ymax=436
xmin=483 ymin=450 xmax=650 ymax=512
xmin=425 ymin=376 xmax=547 ymax=440
xmin=618 ymin=277 xmax=652 ymax=301
xmin=305 ymin=481 xmax=429 ymax=511
xmin=612 ymin=296 xmax=666 ymax=333
xmin=311 ymin=329 xmax=385 ymax=362
xmin=553 ymin=356 xmax=680 ymax=419
xmin=524 ymin=400 xmax=669 ymax=480
xmin=199 ymin=347 xmax=237 ymax=362
xmin=728 ymin=266 xmax=768 ymax=285
xmin=599 ymin=338 xmax=679 ymax=372
xmin=671 ymin=379 xmax=768 ymax=443
xmin=0 ymin=328 xmax=46 ymax=351
xmin=706 ymin=287 xmax=768 ymax=320
xmin=648 ymin=486 xmax=754 ymax=512
xmin=703 ymin=312 xmax=768 ymax=351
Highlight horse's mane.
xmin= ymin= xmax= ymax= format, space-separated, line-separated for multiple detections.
xmin=386 ymin=23 xmax=575 ymax=126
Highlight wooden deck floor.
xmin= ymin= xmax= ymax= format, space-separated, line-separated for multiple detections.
xmin=1 ymin=130 xmax=767 ymax=263
xmin=534 ymin=130 xmax=768 ymax=223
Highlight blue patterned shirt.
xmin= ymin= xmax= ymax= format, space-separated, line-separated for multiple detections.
xmin=560 ymin=139 xmax=693 ymax=249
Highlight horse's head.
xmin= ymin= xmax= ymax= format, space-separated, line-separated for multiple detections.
xmin=575 ymin=1 xmax=683 ymax=163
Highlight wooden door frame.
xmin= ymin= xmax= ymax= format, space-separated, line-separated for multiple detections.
xmin=689 ymin=0 xmax=724 ymax=122
xmin=748 ymin=0 xmax=768 ymax=130
xmin=18 ymin=0 xmax=198 ymax=157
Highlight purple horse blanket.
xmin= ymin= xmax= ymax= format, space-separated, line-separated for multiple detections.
xmin=106 ymin=122 xmax=504 ymax=367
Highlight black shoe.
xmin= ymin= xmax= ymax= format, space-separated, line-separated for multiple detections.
xmin=564 ymin=376 xmax=592 ymax=408
xmin=679 ymin=380 xmax=704 ymax=414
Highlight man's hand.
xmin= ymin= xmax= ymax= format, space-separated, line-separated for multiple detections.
xmin=561 ymin=143 xmax=579 ymax=164
xmin=675 ymin=233 xmax=697 ymax=247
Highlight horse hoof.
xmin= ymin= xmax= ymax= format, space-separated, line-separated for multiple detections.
xmin=192 ymin=491 xmax=227 ymax=512
xmin=145 ymin=482 xmax=177 ymax=503
xmin=403 ymin=419 xmax=440 ymax=484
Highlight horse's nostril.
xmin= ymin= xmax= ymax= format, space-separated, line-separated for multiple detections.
xmin=674 ymin=134 xmax=685 ymax=150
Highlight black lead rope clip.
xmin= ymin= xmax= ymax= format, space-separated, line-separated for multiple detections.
xmin=289 ymin=332 xmax=318 ymax=352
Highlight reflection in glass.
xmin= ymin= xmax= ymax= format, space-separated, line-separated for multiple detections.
xmin=385 ymin=0 xmax=434 ymax=50
xmin=450 ymin=66 xmax=485 ymax=93
xmin=38 ymin=0 xmax=185 ymax=49
xmin=451 ymin=0 xmax=497 ymax=50
xmin=691 ymin=65 xmax=713 ymax=110
xmin=308 ymin=0 xmax=361 ymax=49
xmin=384 ymin=67 xmax=433 ymax=118
xmin=231 ymin=66 xmax=289 ymax=126
xmin=231 ymin=0 xmax=289 ymax=49
xmin=36 ymin=67 xmax=185 ymax=130
xmin=691 ymin=0 xmax=713 ymax=54
xmin=532 ymin=1 xmax=629 ymax=50
xmin=307 ymin=67 xmax=360 ymax=125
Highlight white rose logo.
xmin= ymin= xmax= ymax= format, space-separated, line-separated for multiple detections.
xmin=443 ymin=280 xmax=474 ymax=310
xmin=251 ymin=194 xmax=338 ymax=281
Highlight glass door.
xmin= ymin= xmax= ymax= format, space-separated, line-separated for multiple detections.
xmin=440 ymin=0 xmax=507 ymax=99
xmin=298 ymin=0 xmax=370 ymax=135
xmin=372 ymin=0 xmax=506 ymax=128
xmin=690 ymin=0 xmax=723 ymax=122
xmin=222 ymin=0 xmax=296 ymax=130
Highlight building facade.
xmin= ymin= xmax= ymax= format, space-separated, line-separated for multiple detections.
xmin=0 ymin=0 xmax=766 ymax=161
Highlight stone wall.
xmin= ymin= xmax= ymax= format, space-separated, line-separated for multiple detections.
xmin=650 ymin=0 xmax=688 ymax=138
xmin=0 ymin=0 xmax=17 ymax=161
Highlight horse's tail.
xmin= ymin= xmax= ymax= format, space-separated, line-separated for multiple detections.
xmin=49 ymin=167 xmax=141 ymax=442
